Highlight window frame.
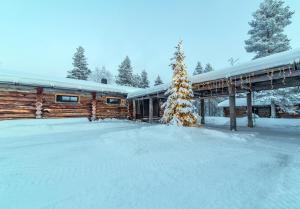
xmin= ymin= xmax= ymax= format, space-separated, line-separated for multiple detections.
xmin=55 ymin=94 xmax=80 ymax=104
xmin=106 ymin=97 xmax=122 ymax=106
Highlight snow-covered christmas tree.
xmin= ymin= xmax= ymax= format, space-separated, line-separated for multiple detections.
xmin=245 ymin=0 xmax=294 ymax=59
xmin=161 ymin=41 xmax=198 ymax=127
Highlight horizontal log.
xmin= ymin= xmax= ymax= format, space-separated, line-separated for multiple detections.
xmin=44 ymin=113 xmax=90 ymax=117
xmin=0 ymin=105 xmax=36 ymax=110
xmin=0 ymin=114 xmax=35 ymax=118
xmin=0 ymin=109 xmax=35 ymax=114
xmin=44 ymin=108 xmax=90 ymax=113
xmin=0 ymin=92 xmax=36 ymax=98
xmin=43 ymin=115 xmax=89 ymax=119
xmin=0 ymin=101 xmax=36 ymax=106
xmin=43 ymin=104 xmax=90 ymax=109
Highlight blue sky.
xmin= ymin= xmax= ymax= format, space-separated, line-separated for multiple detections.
xmin=0 ymin=0 xmax=299 ymax=84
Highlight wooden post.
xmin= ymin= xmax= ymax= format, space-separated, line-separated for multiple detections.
xmin=247 ymin=91 xmax=254 ymax=128
xmin=271 ymin=100 xmax=276 ymax=118
xmin=149 ymin=97 xmax=153 ymax=123
xmin=91 ymin=92 xmax=97 ymax=121
xmin=228 ymin=85 xmax=237 ymax=131
xmin=36 ymin=87 xmax=43 ymax=119
xmin=132 ymin=100 xmax=136 ymax=120
xmin=142 ymin=100 xmax=145 ymax=119
xmin=200 ymin=98 xmax=205 ymax=125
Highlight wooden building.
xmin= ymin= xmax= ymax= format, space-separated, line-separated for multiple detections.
xmin=1 ymin=48 xmax=300 ymax=130
xmin=0 ymin=71 xmax=136 ymax=120
xmin=128 ymin=48 xmax=300 ymax=130
xmin=218 ymin=98 xmax=300 ymax=118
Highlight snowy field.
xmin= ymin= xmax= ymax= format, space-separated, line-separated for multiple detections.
xmin=0 ymin=119 xmax=300 ymax=209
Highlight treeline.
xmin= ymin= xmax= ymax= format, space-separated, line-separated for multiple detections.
xmin=66 ymin=47 xmax=163 ymax=88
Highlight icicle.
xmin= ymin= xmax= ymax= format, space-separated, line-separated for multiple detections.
xmin=267 ymin=70 xmax=274 ymax=89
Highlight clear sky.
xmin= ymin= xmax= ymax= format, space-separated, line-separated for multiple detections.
xmin=0 ymin=0 xmax=299 ymax=84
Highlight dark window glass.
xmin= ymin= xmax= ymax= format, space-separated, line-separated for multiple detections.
xmin=56 ymin=95 xmax=79 ymax=103
xmin=101 ymin=78 xmax=108 ymax=84
xmin=107 ymin=98 xmax=121 ymax=105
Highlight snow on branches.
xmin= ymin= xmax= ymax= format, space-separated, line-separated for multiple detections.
xmin=161 ymin=41 xmax=198 ymax=127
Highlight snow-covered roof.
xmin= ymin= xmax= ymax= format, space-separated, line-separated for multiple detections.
xmin=191 ymin=48 xmax=300 ymax=84
xmin=218 ymin=98 xmax=271 ymax=107
xmin=127 ymin=83 xmax=169 ymax=99
xmin=127 ymin=48 xmax=300 ymax=99
xmin=0 ymin=70 xmax=139 ymax=94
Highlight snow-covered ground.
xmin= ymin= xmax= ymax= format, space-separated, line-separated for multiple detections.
xmin=206 ymin=116 xmax=300 ymax=129
xmin=0 ymin=119 xmax=300 ymax=209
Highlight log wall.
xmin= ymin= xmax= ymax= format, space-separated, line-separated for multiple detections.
xmin=0 ymin=86 xmax=37 ymax=120
xmin=96 ymin=96 xmax=127 ymax=119
xmin=42 ymin=90 xmax=91 ymax=118
xmin=0 ymin=84 xmax=128 ymax=120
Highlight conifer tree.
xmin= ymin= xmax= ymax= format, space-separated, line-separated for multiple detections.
xmin=116 ymin=56 xmax=134 ymax=86
xmin=67 ymin=46 xmax=91 ymax=80
xmin=140 ymin=70 xmax=150 ymax=88
xmin=245 ymin=0 xmax=294 ymax=59
xmin=154 ymin=75 xmax=163 ymax=86
xmin=132 ymin=74 xmax=142 ymax=88
xmin=193 ymin=62 xmax=204 ymax=75
xmin=204 ymin=63 xmax=213 ymax=73
xmin=161 ymin=41 xmax=197 ymax=127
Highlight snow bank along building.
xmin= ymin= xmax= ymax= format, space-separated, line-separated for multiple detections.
xmin=0 ymin=48 xmax=300 ymax=130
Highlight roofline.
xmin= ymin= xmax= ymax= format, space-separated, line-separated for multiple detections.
xmin=0 ymin=81 xmax=128 ymax=96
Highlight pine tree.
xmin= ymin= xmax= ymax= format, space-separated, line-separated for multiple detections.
xmin=115 ymin=56 xmax=134 ymax=86
xmin=132 ymin=74 xmax=142 ymax=88
xmin=204 ymin=63 xmax=213 ymax=73
xmin=193 ymin=62 xmax=204 ymax=75
xmin=245 ymin=0 xmax=294 ymax=59
xmin=140 ymin=70 xmax=150 ymax=88
xmin=67 ymin=46 xmax=91 ymax=80
xmin=154 ymin=75 xmax=163 ymax=86
xmin=161 ymin=41 xmax=198 ymax=127
xmin=89 ymin=66 xmax=113 ymax=84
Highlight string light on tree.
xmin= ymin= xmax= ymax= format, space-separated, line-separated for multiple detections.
xmin=161 ymin=41 xmax=198 ymax=127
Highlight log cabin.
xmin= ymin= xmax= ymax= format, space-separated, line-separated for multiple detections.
xmin=1 ymin=48 xmax=300 ymax=130
xmin=0 ymin=71 xmax=137 ymax=120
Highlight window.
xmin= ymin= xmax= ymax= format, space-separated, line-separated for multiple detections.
xmin=101 ymin=78 xmax=108 ymax=84
xmin=56 ymin=95 xmax=79 ymax=103
xmin=107 ymin=98 xmax=121 ymax=105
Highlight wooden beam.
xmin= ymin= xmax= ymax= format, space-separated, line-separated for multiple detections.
xmin=228 ymin=85 xmax=237 ymax=131
xmin=149 ymin=98 xmax=153 ymax=123
xmin=35 ymin=87 xmax=43 ymax=119
xmin=247 ymin=91 xmax=254 ymax=128
xmin=132 ymin=100 xmax=136 ymax=120
xmin=200 ymin=98 xmax=205 ymax=125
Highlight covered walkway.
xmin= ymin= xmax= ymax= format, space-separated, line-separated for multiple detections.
xmin=128 ymin=48 xmax=300 ymax=130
